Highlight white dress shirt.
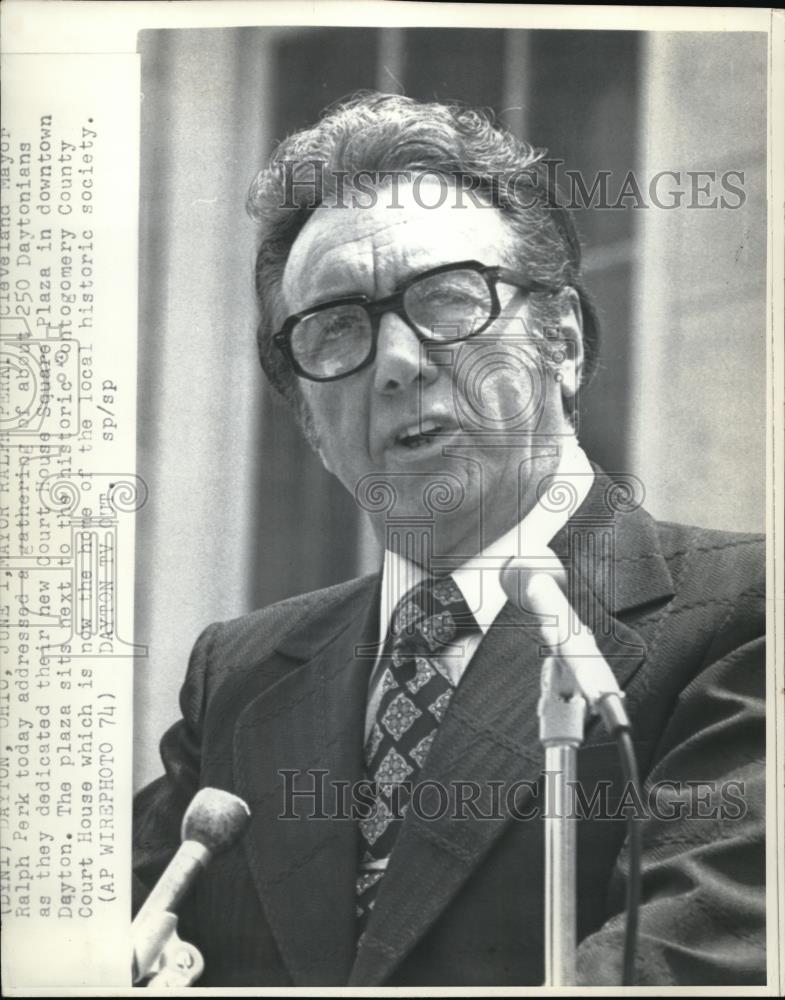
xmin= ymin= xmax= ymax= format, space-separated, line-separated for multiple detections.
xmin=364 ymin=439 xmax=594 ymax=739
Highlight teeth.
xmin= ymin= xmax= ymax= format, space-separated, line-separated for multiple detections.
xmin=397 ymin=420 xmax=441 ymax=443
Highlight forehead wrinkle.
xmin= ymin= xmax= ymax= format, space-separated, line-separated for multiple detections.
xmin=319 ymin=208 xmax=411 ymax=252
xmin=285 ymin=211 xmax=414 ymax=308
xmin=310 ymin=212 xmax=410 ymax=275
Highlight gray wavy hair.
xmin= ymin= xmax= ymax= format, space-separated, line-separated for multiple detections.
xmin=247 ymin=91 xmax=599 ymax=424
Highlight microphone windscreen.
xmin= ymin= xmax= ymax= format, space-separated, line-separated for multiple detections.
xmin=180 ymin=788 xmax=251 ymax=852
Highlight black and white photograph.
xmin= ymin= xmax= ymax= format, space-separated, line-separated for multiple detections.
xmin=1 ymin=2 xmax=783 ymax=994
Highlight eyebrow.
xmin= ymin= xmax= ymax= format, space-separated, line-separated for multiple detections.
xmin=293 ymin=260 xmax=375 ymax=312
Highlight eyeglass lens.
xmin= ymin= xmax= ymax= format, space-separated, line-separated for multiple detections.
xmin=290 ymin=304 xmax=371 ymax=380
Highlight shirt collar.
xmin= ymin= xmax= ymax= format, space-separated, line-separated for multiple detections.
xmin=378 ymin=440 xmax=594 ymax=640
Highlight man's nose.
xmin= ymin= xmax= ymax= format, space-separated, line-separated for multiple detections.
xmin=372 ymin=312 xmax=438 ymax=394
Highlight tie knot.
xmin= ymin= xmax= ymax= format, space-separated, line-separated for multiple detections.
xmin=389 ymin=576 xmax=477 ymax=659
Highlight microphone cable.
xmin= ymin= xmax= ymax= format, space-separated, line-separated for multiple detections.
xmin=614 ymin=727 xmax=642 ymax=986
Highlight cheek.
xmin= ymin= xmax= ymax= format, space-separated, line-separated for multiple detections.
xmin=301 ymin=387 xmax=362 ymax=462
xmin=457 ymin=348 xmax=547 ymax=431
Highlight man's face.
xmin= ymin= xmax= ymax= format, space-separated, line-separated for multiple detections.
xmin=281 ymin=181 xmax=582 ymax=561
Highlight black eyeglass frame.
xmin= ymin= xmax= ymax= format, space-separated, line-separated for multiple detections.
xmin=272 ymin=259 xmax=556 ymax=383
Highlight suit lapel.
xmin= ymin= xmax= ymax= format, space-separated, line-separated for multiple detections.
xmin=350 ymin=475 xmax=674 ymax=985
xmin=233 ymin=577 xmax=380 ymax=986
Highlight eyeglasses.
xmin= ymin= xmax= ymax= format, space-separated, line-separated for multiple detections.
xmin=273 ymin=259 xmax=554 ymax=382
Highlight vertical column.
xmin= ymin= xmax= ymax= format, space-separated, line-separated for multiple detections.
xmin=502 ymin=30 xmax=532 ymax=140
xmin=134 ymin=29 xmax=271 ymax=787
xmin=631 ymin=32 xmax=766 ymax=531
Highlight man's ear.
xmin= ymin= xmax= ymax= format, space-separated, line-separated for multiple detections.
xmin=555 ymin=286 xmax=584 ymax=403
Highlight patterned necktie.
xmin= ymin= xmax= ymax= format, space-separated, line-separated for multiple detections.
xmin=356 ymin=575 xmax=479 ymax=937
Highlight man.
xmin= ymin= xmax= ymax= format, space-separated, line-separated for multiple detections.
xmin=133 ymin=93 xmax=766 ymax=986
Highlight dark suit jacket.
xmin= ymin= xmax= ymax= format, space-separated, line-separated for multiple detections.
xmin=133 ymin=473 xmax=766 ymax=986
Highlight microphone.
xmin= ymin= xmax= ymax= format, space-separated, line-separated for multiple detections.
xmin=133 ymin=787 xmax=251 ymax=982
xmin=500 ymin=553 xmax=630 ymax=733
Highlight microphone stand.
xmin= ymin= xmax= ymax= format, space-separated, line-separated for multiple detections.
xmin=538 ymin=657 xmax=586 ymax=987
xmin=500 ymin=559 xmax=633 ymax=985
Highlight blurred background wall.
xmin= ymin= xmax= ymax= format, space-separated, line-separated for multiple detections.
xmin=134 ymin=27 xmax=767 ymax=788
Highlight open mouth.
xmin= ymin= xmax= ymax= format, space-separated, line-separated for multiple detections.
xmin=395 ymin=419 xmax=445 ymax=449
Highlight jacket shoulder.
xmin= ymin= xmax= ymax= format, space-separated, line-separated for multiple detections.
xmin=183 ymin=574 xmax=377 ymax=713
xmin=647 ymin=520 xmax=765 ymax=662
xmin=654 ymin=520 xmax=764 ymax=590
